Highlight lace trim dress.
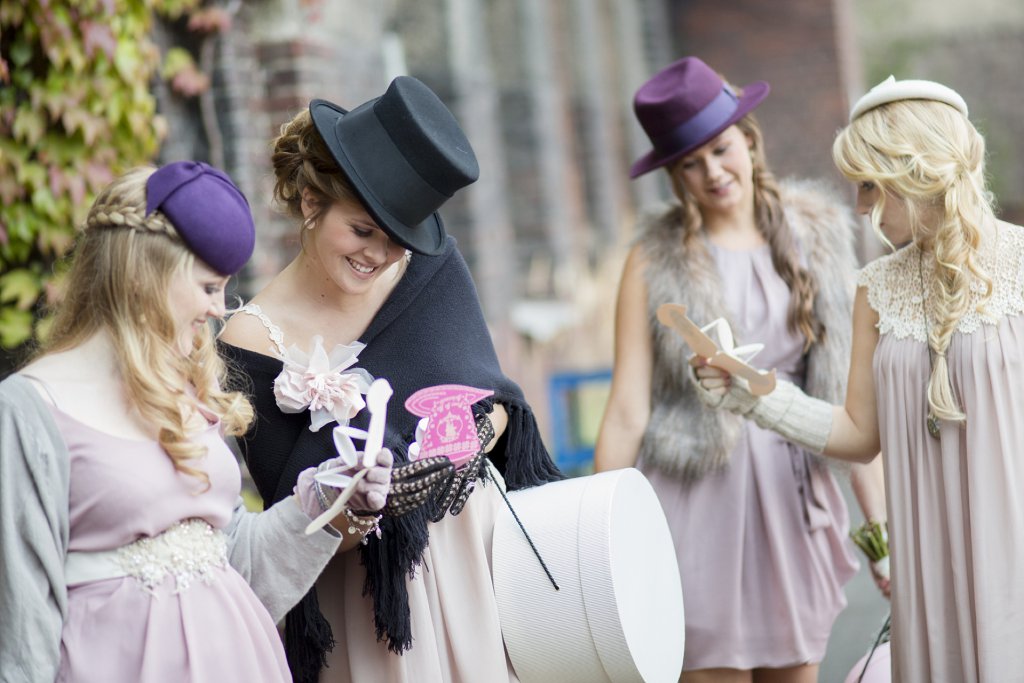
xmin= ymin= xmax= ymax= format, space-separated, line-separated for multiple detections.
xmin=48 ymin=404 xmax=291 ymax=682
xmin=857 ymin=223 xmax=1024 ymax=682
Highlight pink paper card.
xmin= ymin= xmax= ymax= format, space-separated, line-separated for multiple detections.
xmin=405 ymin=384 xmax=495 ymax=468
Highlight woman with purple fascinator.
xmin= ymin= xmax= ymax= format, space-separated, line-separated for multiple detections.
xmin=595 ymin=57 xmax=887 ymax=682
xmin=0 ymin=162 xmax=392 ymax=681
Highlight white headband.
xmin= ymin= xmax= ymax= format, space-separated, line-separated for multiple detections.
xmin=850 ymin=75 xmax=969 ymax=121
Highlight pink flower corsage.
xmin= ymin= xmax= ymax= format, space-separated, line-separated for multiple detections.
xmin=273 ymin=335 xmax=373 ymax=432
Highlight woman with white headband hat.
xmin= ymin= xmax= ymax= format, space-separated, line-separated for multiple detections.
xmin=694 ymin=75 xmax=1024 ymax=681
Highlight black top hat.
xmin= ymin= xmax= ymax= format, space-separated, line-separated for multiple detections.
xmin=309 ymin=77 xmax=480 ymax=256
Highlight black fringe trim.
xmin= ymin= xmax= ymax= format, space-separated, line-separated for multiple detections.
xmin=499 ymin=402 xmax=564 ymax=491
xmin=285 ymin=401 xmax=561 ymax=678
xmin=357 ymin=442 xmax=431 ymax=653
xmin=284 ymin=587 xmax=335 ymax=683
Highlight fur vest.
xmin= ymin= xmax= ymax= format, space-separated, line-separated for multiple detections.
xmin=637 ymin=178 xmax=857 ymax=480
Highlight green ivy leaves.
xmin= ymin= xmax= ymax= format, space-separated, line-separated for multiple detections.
xmin=0 ymin=0 xmax=200 ymax=350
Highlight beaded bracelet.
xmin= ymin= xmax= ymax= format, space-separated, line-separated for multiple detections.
xmin=344 ymin=508 xmax=382 ymax=544
xmin=313 ymin=461 xmax=382 ymax=543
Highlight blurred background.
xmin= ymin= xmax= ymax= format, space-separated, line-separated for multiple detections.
xmin=4 ymin=0 xmax=1024 ymax=678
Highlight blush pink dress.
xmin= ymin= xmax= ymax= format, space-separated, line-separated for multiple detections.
xmin=640 ymin=243 xmax=858 ymax=670
xmin=314 ymin=467 xmax=518 ymax=683
xmin=48 ymin=405 xmax=292 ymax=683
xmin=858 ymin=225 xmax=1024 ymax=682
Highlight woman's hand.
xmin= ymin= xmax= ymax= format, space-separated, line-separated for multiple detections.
xmin=869 ymin=560 xmax=891 ymax=600
xmin=295 ymin=448 xmax=394 ymax=521
xmin=688 ymin=355 xmax=756 ymax=414
xmin=690 ymin=355 xmax=732 ymax=397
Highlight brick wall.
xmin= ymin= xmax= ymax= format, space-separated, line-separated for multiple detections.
xmin=669 ymin=0 xmax=855 ymax=188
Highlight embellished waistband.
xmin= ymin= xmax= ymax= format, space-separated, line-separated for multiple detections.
xmin=65 ymin=519 xmax=228 ymax=593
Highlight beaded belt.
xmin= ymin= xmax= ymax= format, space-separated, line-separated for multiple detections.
xmin=64 ymin=519 xmax=228 ymax=593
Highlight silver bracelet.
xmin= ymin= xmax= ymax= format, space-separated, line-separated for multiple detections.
xmin=344 ymin=508 xmax=382 ymax=544
xmin=313 ymin=460 xmax=334 ymax=513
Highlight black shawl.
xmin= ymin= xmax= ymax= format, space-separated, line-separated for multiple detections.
xmin=220 ymin=237 xmax=561 ymax=682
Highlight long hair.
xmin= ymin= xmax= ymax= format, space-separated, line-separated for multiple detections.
xmin=833 ymin=99 xmax=995 ymax=422
xmin=41 ymin=167 xmax=254 ymax=486
xmin=669 ymin=111 xmax=824 ymax=351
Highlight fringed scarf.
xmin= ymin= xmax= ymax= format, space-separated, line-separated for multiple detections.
xmin=222 ymin=236 xmax=561 ymax=682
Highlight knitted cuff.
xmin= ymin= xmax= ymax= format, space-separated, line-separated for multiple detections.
xmin=747 ymin=379 xmax=833 ymax=454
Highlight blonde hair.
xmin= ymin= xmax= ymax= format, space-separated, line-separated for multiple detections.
xmin=42 ymin=167 xmax=254 ymax=487
xmin=270 ymin=109 xmax=360 ymax=232
xmin=833 ymin=99 xmax=996 ymax=423
xmin=670 ymin=112 xmax=824 ymax=351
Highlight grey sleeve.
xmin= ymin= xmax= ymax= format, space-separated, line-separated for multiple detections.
xmin=0 ymin=379 xmax=70 ymax=683
xmin=223 ymin=495 xmax=341 ymax=624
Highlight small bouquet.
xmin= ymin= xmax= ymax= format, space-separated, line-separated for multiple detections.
xmin=850 ymin=519 xmax=889 ymax=580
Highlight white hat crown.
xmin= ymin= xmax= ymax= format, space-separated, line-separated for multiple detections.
xmin=850 ymin=75 xmax=969 ymax=121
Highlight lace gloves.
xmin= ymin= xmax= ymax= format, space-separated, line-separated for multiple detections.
xmin=295 ymin=411 xmax=498 ymax=534
xmin=691 ymin=364 xmax=834 ymax=454
xmin=375 ymin=456 xmax=453 ymax=517
xmin=385 ymin=412 xmax=497 ymax=520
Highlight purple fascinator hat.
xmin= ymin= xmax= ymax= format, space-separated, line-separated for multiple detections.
xmin=145 ymin=161 xmax=256 ymax=275
xmin=630 ymin=56 xmax=770 ymax=178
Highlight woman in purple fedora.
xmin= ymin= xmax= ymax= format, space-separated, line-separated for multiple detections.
xmin=220 ymin=76 xmax=560 ymax=683
xmin=0 ymin=162 xmax=395 ymax=681
xmin=595 ymin=56 xmax=886 ymax=681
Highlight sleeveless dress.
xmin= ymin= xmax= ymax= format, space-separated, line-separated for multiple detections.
xmin=228 ymin=305 xmax=519 ymax=683
xmin=46 ymin=401 xmax=292 ymax=682
xmin=639 ymin=243 xmax=858 ymax=670
xmin=858 ymin=225 xmax=1024 ymax=682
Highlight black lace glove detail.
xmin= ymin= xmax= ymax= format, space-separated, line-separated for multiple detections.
xmin=381 ymin=456 xmax=456 ymax=517
xmin=426 ymin=413 xmax=496 ymax=522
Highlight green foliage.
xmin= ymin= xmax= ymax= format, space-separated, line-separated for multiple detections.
xmin=0 ymin=0 xmax=200 ymax=350
xmin=850 ymin=519 xmax=889 ymax=562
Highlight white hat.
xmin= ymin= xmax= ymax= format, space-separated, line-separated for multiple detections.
xmin=492 ymin=468 xmax=686 ymax=683
xmin=850 ymin=75 xmax=969 ymax=121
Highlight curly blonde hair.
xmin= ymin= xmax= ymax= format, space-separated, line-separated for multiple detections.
xmin=42 ymin=167 xmax=254 ymax=487
xmin=833 ymin=99 xmax=996 ymax=423
xmin=669 ymin=111 xmax=824 ymax=352
xmin=270 ymin=109 xmax=360 ymax=231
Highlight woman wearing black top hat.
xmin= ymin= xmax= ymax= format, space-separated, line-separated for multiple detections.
xmin=593 ymin=57 xmax=886 ymax=681
xmin=220 ymin=76 xmax=560 ymax=683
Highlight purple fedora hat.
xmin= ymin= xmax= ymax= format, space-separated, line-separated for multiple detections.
xmin=629 ymin=57 xmax=769 ymax=178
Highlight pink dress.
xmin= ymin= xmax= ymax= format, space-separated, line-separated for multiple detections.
xmin=315 ymin=470 xmax=518 ymax=683
xmin=859 ymin=226 xmax=1024 ymax=682
xmin=49 ymin=405 xmax=292 ymax=683
xmin=640 ymin=243 xmax=858 ymax=670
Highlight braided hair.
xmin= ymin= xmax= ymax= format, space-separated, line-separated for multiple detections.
xmin=833 ymin=99 xmax=995 ymax=423
xmin=42 ymin=167 xmax=253 ymax=483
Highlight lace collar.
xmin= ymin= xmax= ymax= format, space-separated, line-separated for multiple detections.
xmin=856 ymin=225 xmax=1024 ymax=343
